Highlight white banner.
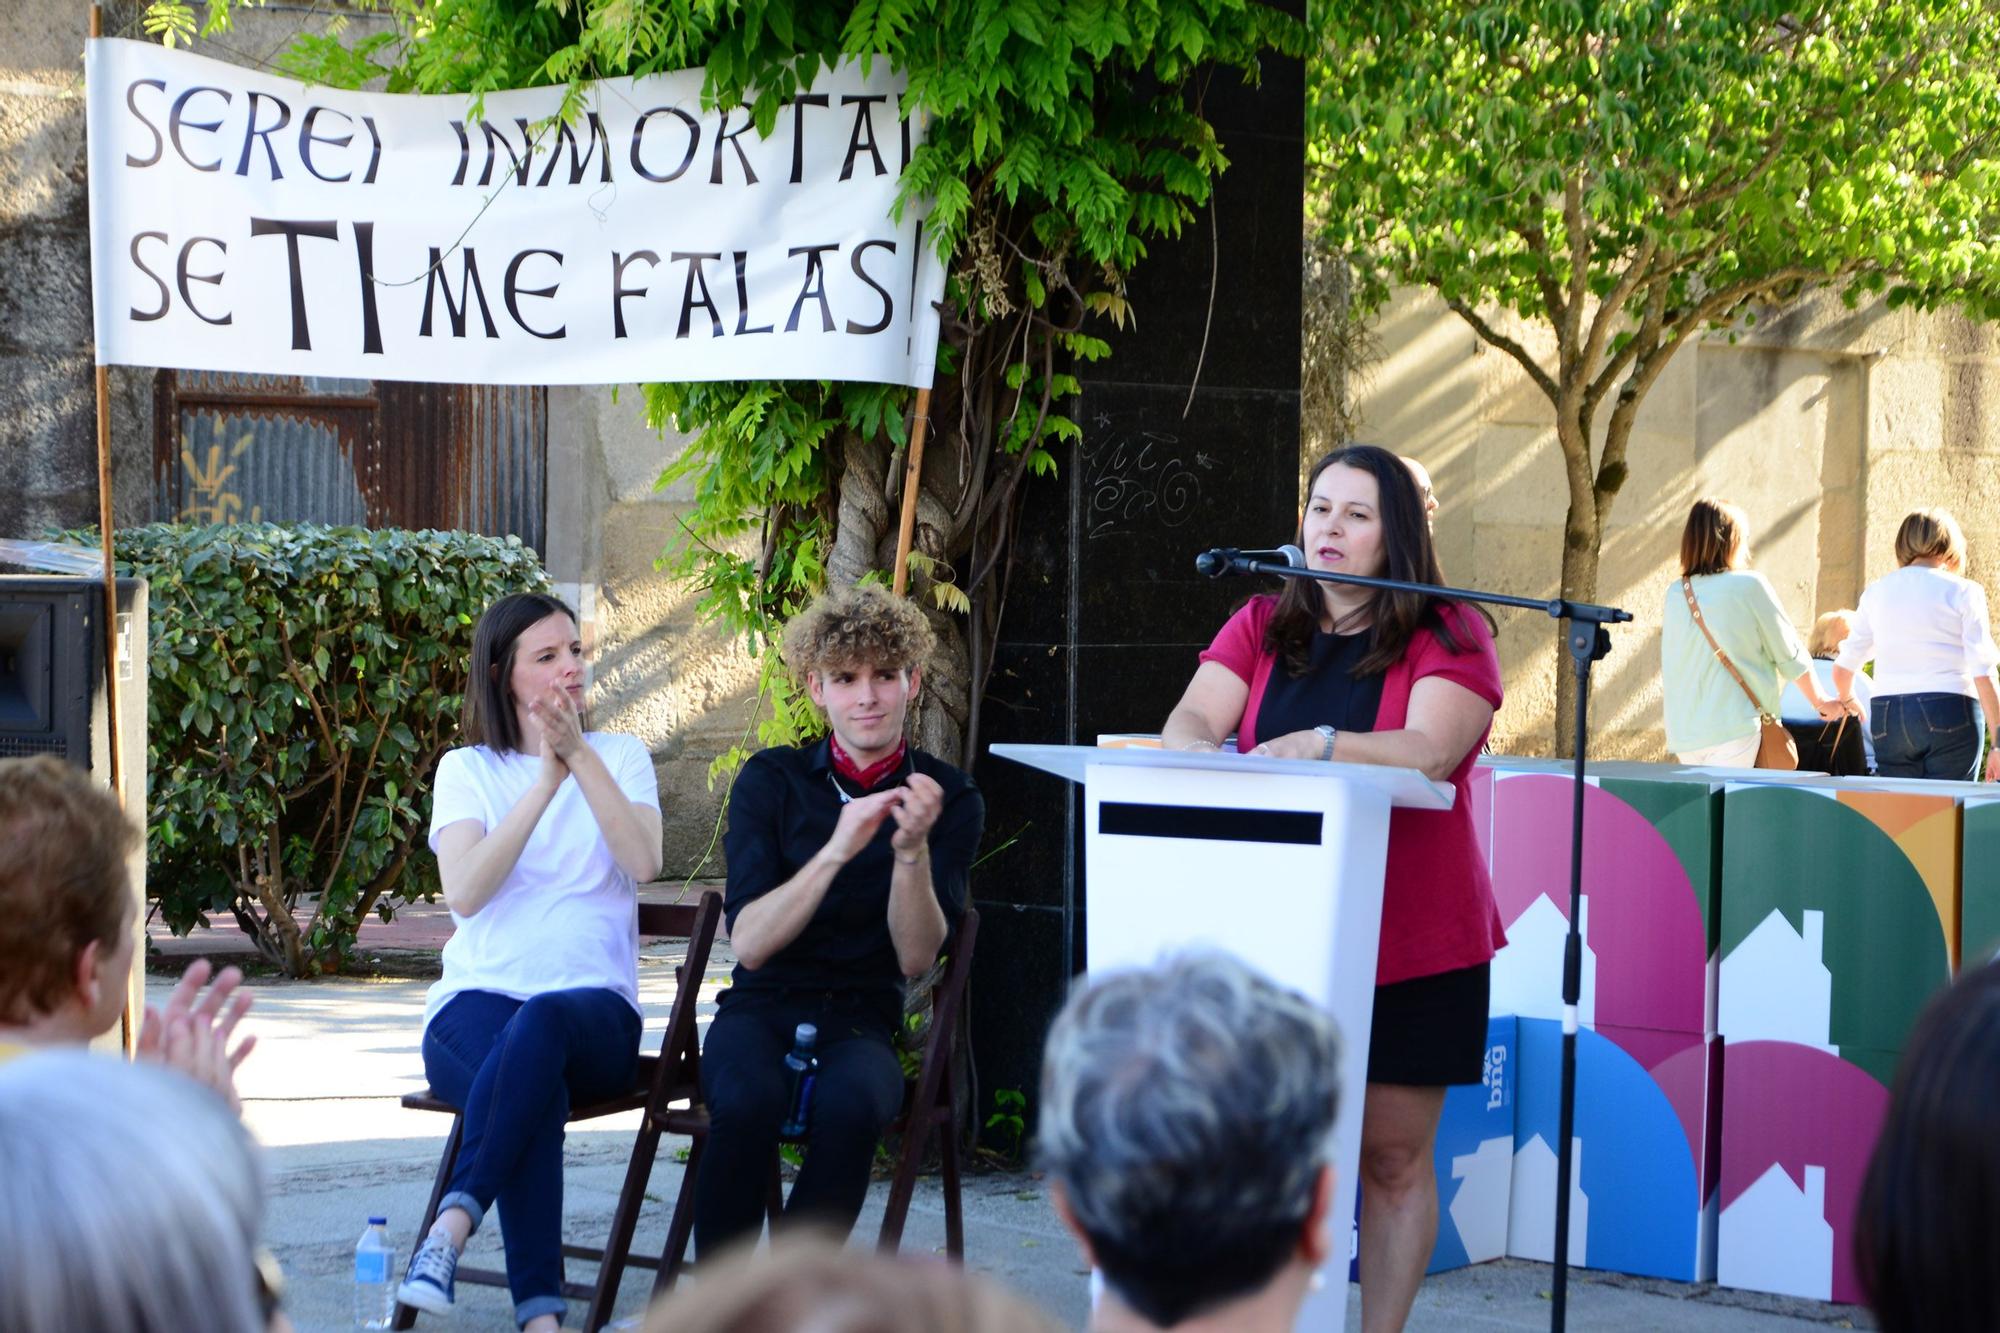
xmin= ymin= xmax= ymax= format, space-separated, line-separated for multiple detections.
xmin=86 ymin=38 xmax=947 ymax=388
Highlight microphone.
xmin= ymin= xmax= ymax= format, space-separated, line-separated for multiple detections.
xmin=1194 ymin=544 xmax=1306 ymax=578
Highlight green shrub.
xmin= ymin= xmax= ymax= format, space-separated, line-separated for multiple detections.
xmin=104 ymin=524 xmax=550 ymax=975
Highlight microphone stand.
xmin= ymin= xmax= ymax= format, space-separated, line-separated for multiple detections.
xmin=1218 ymin=552 xmax=1629 ymax=1333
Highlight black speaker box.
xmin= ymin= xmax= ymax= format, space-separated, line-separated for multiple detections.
xmin=0 ymin=574 xmax=149 ymax=920
xmin=0 ymin=577 xmax=147 ymax=802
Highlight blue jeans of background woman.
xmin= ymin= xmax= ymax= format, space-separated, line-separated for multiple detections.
xmin=1871 ymin=692 xmax=1986 ymax=780
xmin=423 ymin=988 xmax=641 ymax=1327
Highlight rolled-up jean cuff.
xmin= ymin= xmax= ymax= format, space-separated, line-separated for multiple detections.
xmin=515 ymin=1295 xmax=566 ymax=1327
xmin=438 ymin=1191 xmax=486 ymax=1234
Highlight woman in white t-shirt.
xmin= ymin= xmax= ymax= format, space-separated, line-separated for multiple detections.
xmin=1835 ymin=509 xmax=2000 ymax=783
xmin=394 ymin=593 xmax=663 ymax=1333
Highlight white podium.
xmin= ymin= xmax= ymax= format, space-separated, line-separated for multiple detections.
xmin=991 ymin=743 xmax=1453 ymax=1332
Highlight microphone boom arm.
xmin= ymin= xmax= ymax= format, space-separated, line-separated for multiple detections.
xmin=1232 ymin=556 xmax=1632 ymax=626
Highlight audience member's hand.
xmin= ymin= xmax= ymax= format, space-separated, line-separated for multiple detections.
xmin=1986 ymin=746 xmax=2000 ymax=783
xmin=1816 ymin=696 xmax=1858 ymax=722
xmin=136 ymin=957 xmax=255 ymax=1113
xmin=888 ymin=772 xmax=944 ymax=858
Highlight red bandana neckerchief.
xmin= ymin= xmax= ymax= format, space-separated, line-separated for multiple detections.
xmin=829 ymin=733 xmax=908 ymax=791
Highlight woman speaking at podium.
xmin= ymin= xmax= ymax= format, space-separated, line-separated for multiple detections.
xmin=1162 ymin=444 xmax=1506 ymax=1333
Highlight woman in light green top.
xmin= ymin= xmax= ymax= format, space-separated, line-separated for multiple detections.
xmin=1660 ymin=499 xmax=1855 ymax=765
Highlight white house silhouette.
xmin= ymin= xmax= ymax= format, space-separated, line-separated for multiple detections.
xmin=1717 ymin=1163 xmax=1832 ymax=1300
xmin=1508 ymin=1134 xmax=1588 ymax=1264
xmin=1718 ymin=908 xmax=1836 ymax=1052
xmin=1449 ymin=1135 xmax=1514 ymax=1264
xmin=1490 ymin=894 xmax=1598 ymax=1024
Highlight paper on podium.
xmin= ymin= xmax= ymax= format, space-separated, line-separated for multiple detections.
xmin=991 ymin=741 xmax=1454 ymax=811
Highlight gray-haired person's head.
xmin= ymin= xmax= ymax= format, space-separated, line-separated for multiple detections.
xmin=1038 ymin=952 xmax=1343 ymax=1327
xmin=0 ymin=1051 xmax=271 ymax=1333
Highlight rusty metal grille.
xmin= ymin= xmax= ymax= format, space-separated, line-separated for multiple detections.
xmin=153 ymin=372 xmax=546 ymax=550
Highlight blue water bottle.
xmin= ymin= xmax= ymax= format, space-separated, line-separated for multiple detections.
xmin=780 ymin=1023 xmax=819 ymax=1137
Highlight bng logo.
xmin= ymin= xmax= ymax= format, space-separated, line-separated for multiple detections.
xmin=1482 ymin=1044 xmax=1508 ymax=1111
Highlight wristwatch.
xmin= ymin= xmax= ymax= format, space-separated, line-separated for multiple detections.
xmin=1314 ymin=724 xmax=1337 ymax=761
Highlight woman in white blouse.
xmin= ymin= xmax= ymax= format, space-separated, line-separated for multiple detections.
xmin=1834 ymin=509 xmax=2000 ymax=782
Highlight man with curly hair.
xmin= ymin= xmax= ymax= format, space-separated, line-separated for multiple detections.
xmin=692 ymin=584 xmax=985 ymax=1255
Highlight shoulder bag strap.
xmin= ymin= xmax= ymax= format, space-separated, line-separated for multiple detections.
xmin=1681 ymin=576 xmax=1772 ymax=719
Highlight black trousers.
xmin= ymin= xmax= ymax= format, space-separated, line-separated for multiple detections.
xmin=692 ymin=987 xmax=905 ymax=1257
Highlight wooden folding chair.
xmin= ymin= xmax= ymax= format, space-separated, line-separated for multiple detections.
xmin=392 ymin=889 xmax=724 ymax=1333
xmin=652 ymin=906 xmax=981 ymax=1291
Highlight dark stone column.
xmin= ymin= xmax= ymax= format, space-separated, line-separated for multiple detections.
xmin=967 ymin=48 xmax=1306 ymax=1128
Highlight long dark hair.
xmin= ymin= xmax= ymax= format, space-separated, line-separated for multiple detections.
xmin=462 ymin=591 xmax=578 ymax=752
xmin=1679 ymin=497 xmax=1747 ymax=577
xmin=1265 ymin=445 xmax=1487 ymax=676
xmin=1856 ymin=962 xmax=2000 ymax=1332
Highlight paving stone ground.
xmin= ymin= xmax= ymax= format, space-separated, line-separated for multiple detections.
xmin=145 ymin=901 xmax=1873 ymax=1331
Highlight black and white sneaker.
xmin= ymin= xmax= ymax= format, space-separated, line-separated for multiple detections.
xmin=396 ymin=1233 xmax=458 ymax=1314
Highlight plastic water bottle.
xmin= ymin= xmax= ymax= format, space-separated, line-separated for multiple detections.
xmin=779 ymin=1023 xmax=820 ymax=1137
xmin=354 ymin=1216 xmax=396 ymax=1329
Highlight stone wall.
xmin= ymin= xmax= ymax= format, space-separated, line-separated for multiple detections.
xmin=545 ymin=386 xmax=760 ymax=878
xmin=1357 ymin=286 xmax=2000 ymax=758
xmin=0 ymin=2 xmax=151 ymax=537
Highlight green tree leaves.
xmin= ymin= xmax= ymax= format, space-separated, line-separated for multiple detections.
xmin=1309 ymin=0 xmax=2000 ymax=746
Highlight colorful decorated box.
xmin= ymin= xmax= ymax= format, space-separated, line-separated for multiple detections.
xmin=1962 ymin=794 xmax=2000 ymax=966
xmin=1350 ymin=1016 xmax=1516 ymax=1280
xmin=1476 ymin=760 xmax=1725 ymax=1280
xmin=1716 ymin=780 xmax=1954 ymax=1087
xmin=1482 ymin=763 xmax=1719 ymax=1037
xmin=1715 ymin=1040 xmax=1890 ymax=1303
xmin=1714 ymin=778 xmax=1959 ymax=1302
xmin=1504 ymin=1018 xmax=1719 ymax=1281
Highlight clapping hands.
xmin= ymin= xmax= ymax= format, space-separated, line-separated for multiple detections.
xmin=137 ymin=957 xmax=256 ymax=1113
xmin=528 ymin=684 xmax=585 ymax=788
xmin=824 ymin=774 xmax=945 ymax=865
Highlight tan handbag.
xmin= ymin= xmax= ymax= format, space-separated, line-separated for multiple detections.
xmin=1681 ymin=577 xmax=1799 ymax=771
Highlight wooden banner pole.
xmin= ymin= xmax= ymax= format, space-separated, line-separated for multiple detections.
xmin=890 ymin=388 xmax=933 ymax=597
xmin=89 ymin=2 xmax=137 ymax=1053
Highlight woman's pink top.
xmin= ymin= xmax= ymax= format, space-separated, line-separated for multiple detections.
xmin=1199 ymin=595 xmax=1507 ymax=986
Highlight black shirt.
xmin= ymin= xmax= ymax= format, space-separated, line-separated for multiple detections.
xmin=721 ymin=738 xmax=984 ymax=1004
xmin=1255 ymin=628 xmax=1385 ymax=741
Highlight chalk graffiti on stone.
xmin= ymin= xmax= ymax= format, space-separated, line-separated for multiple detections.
xmin=1084 ymin=431 xmax=1203 ymax=538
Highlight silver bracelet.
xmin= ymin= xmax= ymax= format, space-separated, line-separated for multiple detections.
xmin=893 ymin=846 xmax=927 ymax=866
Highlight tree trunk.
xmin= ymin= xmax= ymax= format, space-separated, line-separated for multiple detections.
xmin=827 ymin=427 xmax=894 ymax=588
xmin=1552 ymin=503 xmax=1605 ymax=758
xmin=1551 ymin=401 xmax=1603 ymax=759
xmin=825 ymin=426 xmax=972 ymax=765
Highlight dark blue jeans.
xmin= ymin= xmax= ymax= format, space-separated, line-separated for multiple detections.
xmin=423 ymin=988 xmax=641 ymax=1327
xmin=1871 ymin=692 xmax=1986 ymax=780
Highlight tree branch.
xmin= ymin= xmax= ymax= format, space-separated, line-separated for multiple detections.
xmin=1579 ymin=234 xmax=1658 ymax=386
xmin=1561 ymin=171 xmax=1590 ymax=360
xmin=1663 ymin=122 xmax=1787 ymax=217
xmin=1515 ymin=221 xmax=1569 ymax=329
xmin=1444 ymin=296 xmax=1559 ymax=402
xmin=1583 ymin=233 xmax=1726 ymax=413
